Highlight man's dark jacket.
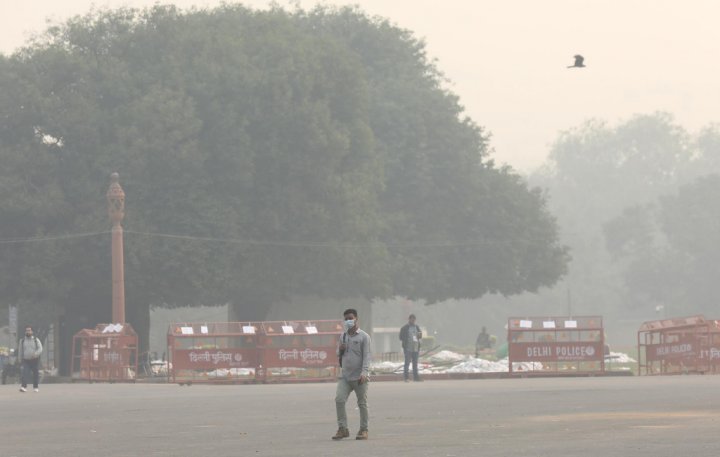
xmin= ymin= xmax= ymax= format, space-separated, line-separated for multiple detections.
xmin=399 ymin=323 xmax=421 ymax=352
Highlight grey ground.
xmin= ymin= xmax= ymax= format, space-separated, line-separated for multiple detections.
xmin=4 ymin=376 xmax=719 ymax=457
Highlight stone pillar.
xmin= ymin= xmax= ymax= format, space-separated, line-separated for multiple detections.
xmin=107 ymin=173 xmax=126 ymax=324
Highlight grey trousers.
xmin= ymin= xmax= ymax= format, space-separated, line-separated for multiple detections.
xmin=335 ymin=377 xmax=369 ymax=431
xmin=21 ymin=358 xmax=40 ymax=389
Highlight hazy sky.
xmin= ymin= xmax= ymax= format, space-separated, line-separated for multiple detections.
xmin=2 ymin=0 xmax=719 ymax=172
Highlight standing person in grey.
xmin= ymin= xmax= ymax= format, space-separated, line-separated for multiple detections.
xmin=332 ymin=308 xmax=371 ymax=441
xmin=18 ymin=326 xmax=43 ymax=392
xmin=399 ymin=314 xmax=422 ymax=382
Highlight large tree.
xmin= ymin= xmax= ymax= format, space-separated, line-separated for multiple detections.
xmin=520 ymin=113 xmax=720 ymax=340
xmin=605 ymin=175 xmax=720 ymax=316
xmin=0 ymin=5 xmax=567 ymax=364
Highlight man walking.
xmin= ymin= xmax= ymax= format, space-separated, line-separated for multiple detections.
xmin=332 ymin=308 xmax=371 ymax=441
xmin=18 ymin=326 xmax=43 ymax=393
xmin=399 ymin=314 xmax=422 ymax=382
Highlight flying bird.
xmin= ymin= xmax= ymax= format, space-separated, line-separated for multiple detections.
xmin=567 ymin=54 xmax=585 ymax=68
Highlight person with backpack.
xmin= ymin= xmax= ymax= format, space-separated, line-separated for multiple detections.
xmin=399 ymin=314 xmax=422 ymax=382
xmin=18 ymin=326 xmax=43 ymax=392
xmin=332 ymin=308 xmax=371 ymax=441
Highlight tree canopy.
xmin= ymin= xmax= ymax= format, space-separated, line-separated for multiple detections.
xmin=604 ymin=175 xmax=720 ymax=316
xmin=521 ymin=113 xmax=720 ymax=339
xmin=0 ymin=5 xmax=567 ymax=345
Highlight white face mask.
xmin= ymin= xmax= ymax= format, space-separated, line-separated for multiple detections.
xmin=344 ymin=319 xmax=356 ymax=331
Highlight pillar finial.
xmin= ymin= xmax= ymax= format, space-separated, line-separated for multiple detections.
xmin=107 ymin=172 xmax=125 ymax=226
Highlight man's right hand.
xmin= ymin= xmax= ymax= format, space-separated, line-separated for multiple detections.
xmin=339 ymin=343 xmax=347 ymax=351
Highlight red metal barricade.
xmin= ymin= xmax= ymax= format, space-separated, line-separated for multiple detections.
xmin=638 ymin=315 xmax=720 ymax=375
xmin=71 ymin=323 xmax=138 ymax=382
xmin=167 ymin=322 xmax=260 ymax=384
xmin=508 ymin=316 xmax=605 ymax=375
xmin=167 ymin=320 xmax=343 ymax=384
xmin=256 ymin=320 xmax=342 ymax=383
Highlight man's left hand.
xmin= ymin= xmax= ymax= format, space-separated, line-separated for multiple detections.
xmin=359 ymin=375 xmax=368 ymax=384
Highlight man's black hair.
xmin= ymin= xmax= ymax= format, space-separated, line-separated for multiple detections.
xmin=409 ymin=314 xmax=416 ymax=319
xmin=343 ymin=308 xmax=358 ymax=318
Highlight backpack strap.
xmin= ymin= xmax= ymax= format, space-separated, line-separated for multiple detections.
xmin=339 ymin=333 xmax=347 ymax=368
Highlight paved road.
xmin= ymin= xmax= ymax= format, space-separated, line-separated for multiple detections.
xmin=4 ymin=376 xmax=720 ymax=457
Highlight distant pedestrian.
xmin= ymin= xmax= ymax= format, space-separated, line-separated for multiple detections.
xmin=399 ymin=314 xmax=422 ymax=382
xmin=332 ymin=308 xmax=371 ymax=441
xmin=18 ymin=326 xmax=43 ymax=393
xmin=475 ymin=326 xmax=491 ymax=358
